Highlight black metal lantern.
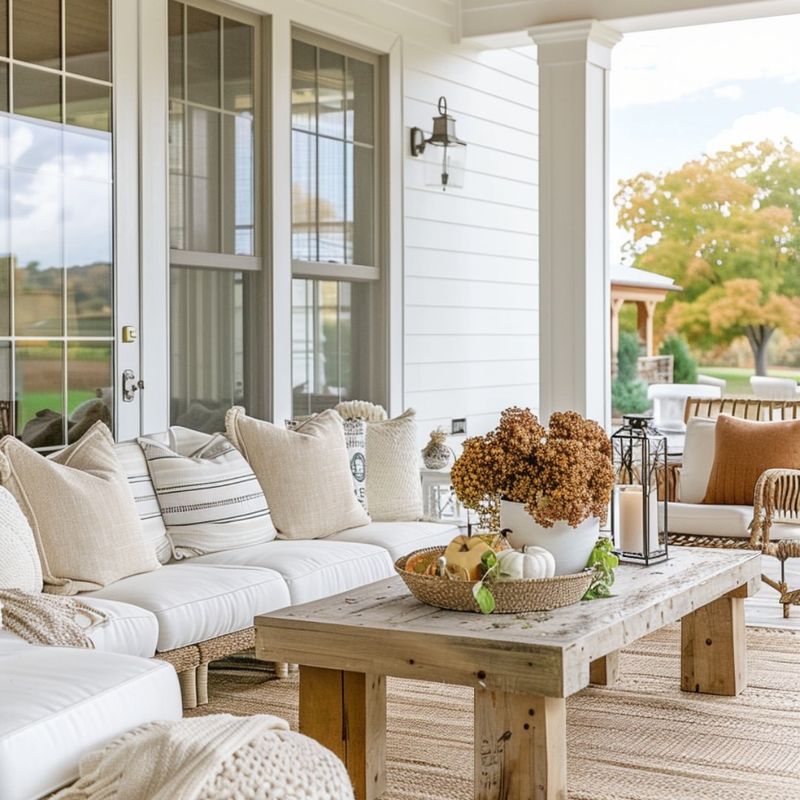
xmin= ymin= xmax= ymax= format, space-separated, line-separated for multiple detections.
xmin=410 ymin=96 xmax=467 ymax=191
xmin=610 ymin=414 xmax=669 ymax=565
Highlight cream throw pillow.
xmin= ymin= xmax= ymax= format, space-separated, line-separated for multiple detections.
xmin=0 ymin=486 xmax=42 ymax=593
xmin=365 ymin=409 xmax=424 ymax=522
xmin=0 ymin=422 xmax=160 ymax=595
xmin=226 ymin=407 xmax=370 ymax=539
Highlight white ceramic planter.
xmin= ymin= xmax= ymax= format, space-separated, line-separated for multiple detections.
xmin=499 ymin=500 xmax=600 ymax=576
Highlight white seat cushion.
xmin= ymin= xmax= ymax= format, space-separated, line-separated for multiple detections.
xmin=326 ymin=521 xmax=458 ymax=561
xmin=0 ymin=646 xmax=181 ymax=800
xmin=0 ymin=597 xmax=159 ymax=658
xmin=85 ymin=564 xmax=291 ymax=652
xmin=670 ymin=501 xmax=800 ymax=540
xmin=188 ymin=540 xmax=394 ymax=605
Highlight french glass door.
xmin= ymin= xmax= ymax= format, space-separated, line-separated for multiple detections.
xmin=0 ymin=0 xmax=140 ymax=448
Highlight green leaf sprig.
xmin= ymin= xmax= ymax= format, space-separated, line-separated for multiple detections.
xmin=583 ymin=537 xmax=619 ymax=600
xmin=472 ymin=550 xmax=499 ymax=614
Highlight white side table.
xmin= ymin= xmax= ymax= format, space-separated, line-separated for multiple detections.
xmin=420 ymin=467 xmax=466 ymax=524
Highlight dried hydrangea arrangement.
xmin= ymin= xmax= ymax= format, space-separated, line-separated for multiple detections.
xmin=450 ymin=407 xmax=615 ymax=530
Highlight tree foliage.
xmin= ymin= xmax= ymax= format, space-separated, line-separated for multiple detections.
xmin=659 ymin=335 xmax=698 ymax=383
xmin=616 ymin=140 xmax=800 ymax=374
xmin=612 ymin=332 xmax=649 ymax=414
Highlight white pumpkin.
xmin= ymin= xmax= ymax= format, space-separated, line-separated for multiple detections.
xmin=496 ymin=546 xmax=556 ymax=580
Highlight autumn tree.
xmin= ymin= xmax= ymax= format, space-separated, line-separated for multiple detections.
xmin=616 ymin=140 xmax=800 ymax=374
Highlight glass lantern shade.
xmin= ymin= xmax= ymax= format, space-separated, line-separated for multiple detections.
xmin=424 ymin=140 xmax=466 ymax=190
xmin=610 ymin=414 xmax=669 ymax=565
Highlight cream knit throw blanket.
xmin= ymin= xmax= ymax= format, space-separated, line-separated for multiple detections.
xmin=0 ymin=588 xmax=106 ymax=648
xmin=54 ymin=714 xmax=355 ymax=800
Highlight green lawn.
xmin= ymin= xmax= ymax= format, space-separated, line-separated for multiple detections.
xmin=18 ymin=391 xmax=98 ymax=429
xmin=699 ymin=366 xmax=800 ymax=396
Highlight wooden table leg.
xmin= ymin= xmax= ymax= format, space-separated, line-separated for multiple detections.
xmin=590 ymin=651 xmax=620 ymax=686
xmin=681 ymin=591 xmax=746 ymax=696
xmin=474 ymin=689 xmax=567 ymax=800
xmin=299 ymin=666 xmax=386 ymax=800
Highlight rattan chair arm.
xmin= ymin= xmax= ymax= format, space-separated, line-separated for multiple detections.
xmin=657 ymin=462 xmax=681 ymax=503
xmin=752 ymin=468 xmax=800 ymax=548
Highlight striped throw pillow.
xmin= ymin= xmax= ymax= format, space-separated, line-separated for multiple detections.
xmin=113 ymin=440 xmax=173 ymax=564
xmin=138 ymin=429 xmax=276 ymax=560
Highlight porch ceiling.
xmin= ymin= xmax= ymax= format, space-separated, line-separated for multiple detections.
xmin=461 ymin=0 xmax=800 ymax=45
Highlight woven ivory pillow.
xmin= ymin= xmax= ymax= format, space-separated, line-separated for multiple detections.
xmin=139 ymin=427 xmax=276 ymax=559
xmin=0 ymin=486 xmax=42 ymax=593
xmin=365 ymin=409 xmax=423 ymax=522
xmin=703 ymin=414 xmax=800 ymax=505
xmin=0 ymin=422 xmax=160 ymax=595
xmin=226 ymin=407 xmax=370 ymax=539
xmin=113 ymin=440 xmax=173 ymax=564
xmin=288 ymin=416 xmax=368 ymax=510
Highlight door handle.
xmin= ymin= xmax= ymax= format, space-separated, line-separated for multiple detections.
xmin=122 ymin=369 xmax=145 ymax=402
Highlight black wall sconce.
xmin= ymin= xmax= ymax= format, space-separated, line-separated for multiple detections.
xmin=410 ymin=96 xmax=467 ymax=191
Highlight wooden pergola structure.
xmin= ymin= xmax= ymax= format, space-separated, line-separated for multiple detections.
xmin=611 ymin=265 xmax=682 ymax=358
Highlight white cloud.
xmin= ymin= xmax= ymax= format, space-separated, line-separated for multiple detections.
xmin=714 ymin=84 xmax=743 ymax=101
xmin=706 ymin=107 xmax=800 ymax=153
xmin=612 ymin=15 xmax=800 ymax=108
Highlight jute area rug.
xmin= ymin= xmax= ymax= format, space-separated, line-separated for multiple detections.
xmin=188 ymin=625 xmax=800 ymax=800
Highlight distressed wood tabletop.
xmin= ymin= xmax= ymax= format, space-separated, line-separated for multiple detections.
xmin=256 ymin=547 xmax=761 ymax=698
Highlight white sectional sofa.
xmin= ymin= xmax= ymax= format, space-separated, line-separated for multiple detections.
xmin=0 ymin=639 xmax=182 ymax=800
xmin=0 ymin=422 xmax=458 ymax=798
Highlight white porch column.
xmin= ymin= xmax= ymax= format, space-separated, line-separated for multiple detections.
xmin=529 ymin=21 xmax=621 ymax=428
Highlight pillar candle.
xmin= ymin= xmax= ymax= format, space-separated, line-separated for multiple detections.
xmin=618 ymin=486 xmax=658 ymax=555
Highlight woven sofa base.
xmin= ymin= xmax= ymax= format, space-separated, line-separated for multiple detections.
xmin=154 ymin=628 xmax=286 ymax=710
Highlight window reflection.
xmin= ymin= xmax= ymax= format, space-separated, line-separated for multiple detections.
xmin=0 ymin=0 xmax=115 ymax=446
xmin=291 ymin=40 xmax=376 ymax=267
xmin=292 ymin=278 xmax=358 ymax=417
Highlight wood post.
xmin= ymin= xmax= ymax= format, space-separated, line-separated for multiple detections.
xmin=299 ymin=666 xmax=386 ymax=800
xmin=589 ymin=651 xmax=620 ymax=686
xmin=474 ymin=689 xmax=567 ymax=800
xmin=681 ymin=592 xmax=746 ymax=696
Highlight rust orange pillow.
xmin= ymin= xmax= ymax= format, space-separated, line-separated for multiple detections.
xmin=703 ymin=415 xmax=800 ymax=505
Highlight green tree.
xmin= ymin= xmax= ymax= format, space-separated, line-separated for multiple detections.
xmin=612 ymin=332 xmax=649 ymax=414
xmin=659 ymin=335 xmax=698 ymax=383
xmin=616 ymin=139 xmax=800 ymax=375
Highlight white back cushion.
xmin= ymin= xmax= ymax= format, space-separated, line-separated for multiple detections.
xmin=114 ymin=441 xmax=172 ymax=564
xmin=0 ymin=486 xmax=42 ymax=593
xmin=679 ymin=417 xmax=717 ymax=503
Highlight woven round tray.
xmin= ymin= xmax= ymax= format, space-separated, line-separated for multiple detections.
xmin=395 ymin=547 xmax=594 ymax=614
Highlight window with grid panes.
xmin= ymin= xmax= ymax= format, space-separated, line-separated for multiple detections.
xmin=291 ymin=32 xmax=382 ymax=417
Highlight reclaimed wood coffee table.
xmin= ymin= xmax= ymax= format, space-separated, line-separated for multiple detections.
xmin=255 ymin=547 xmax=760 ymax=800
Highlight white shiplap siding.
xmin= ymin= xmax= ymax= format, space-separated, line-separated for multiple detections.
xmin=403 ymin=38 xmax=539 ymax=441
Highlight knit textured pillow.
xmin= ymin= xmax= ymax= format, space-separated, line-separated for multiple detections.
xmin=226 ymin=407 xmax=370 ymax=539
xmin=0 ymin=486 xmax=42 ymax=593
xmin=703 ymin=414 xmax=800 ymax=505
xmin=0 ymin=422 xmax=160 ymax=595
xmin=139 ymin=428 xmax=277 ymax=559
xmin=365 ymin=409 xmax=423 ymax=522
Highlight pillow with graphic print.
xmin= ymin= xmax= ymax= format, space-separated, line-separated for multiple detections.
xmin=138 ymin=428 xmax=277 ymax=559
xmin=287 ymin=416 xmax=367 ymax=510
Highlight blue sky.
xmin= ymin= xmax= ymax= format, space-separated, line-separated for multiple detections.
xmin=610 ymin=13 xmax=800 ymax=263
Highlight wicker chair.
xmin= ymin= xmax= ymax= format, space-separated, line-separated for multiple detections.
xmin=665 ymin=397 xmax=800 ymax=617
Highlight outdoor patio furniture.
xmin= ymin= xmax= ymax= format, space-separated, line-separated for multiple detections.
xmin=750 ymin=375 xmax=800 ymax=399
xmin=255 ymin=547 xmax=760 ymax=800
xmin=697 ymin=374 xmax=727 ymax=392
xmin=664 ymin=397 xmax=800 ymax=617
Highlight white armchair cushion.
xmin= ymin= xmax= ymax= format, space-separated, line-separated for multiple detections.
xmin=678 ymin=417 xmax=717 ymax=503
